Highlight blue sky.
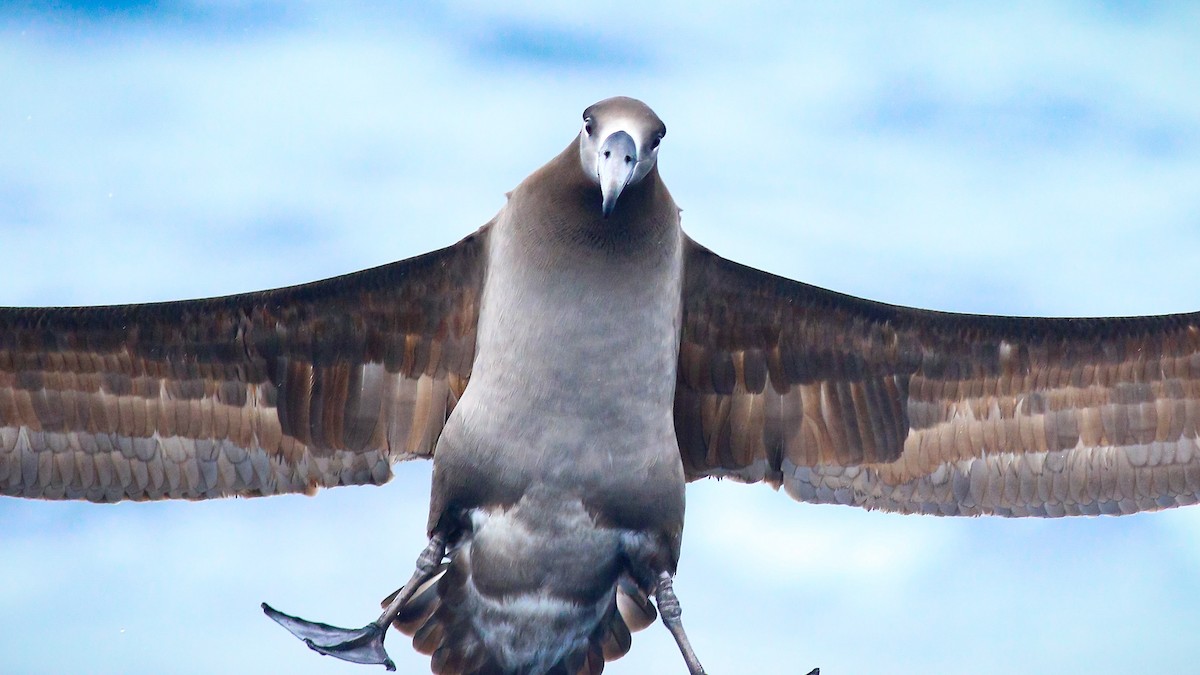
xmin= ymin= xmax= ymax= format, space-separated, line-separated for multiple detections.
xmin=3 ymin=2 xmax=1200 ymax=674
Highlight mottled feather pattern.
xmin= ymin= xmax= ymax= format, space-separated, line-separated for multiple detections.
xmin=384 ymin=489 xmax=662 ymax=675
xmin=0 ymin=228 xmax=486 ymax=501
xmin=677 ymin=239 xmax=1200 ymax=516
xmin=386 ymin=567 xmax=650 ymax=675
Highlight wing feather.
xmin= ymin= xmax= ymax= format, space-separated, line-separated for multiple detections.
xmin=676 ymin=238 xmax=1200 ymax=516
xmin=0 ymin=226 xmax=488 ymax=502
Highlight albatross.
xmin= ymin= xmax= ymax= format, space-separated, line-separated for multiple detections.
xmin=4 ymin=96 xmax=1200 ymax=674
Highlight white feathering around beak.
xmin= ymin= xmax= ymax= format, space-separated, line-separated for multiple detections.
xmin=597 ymin=130 xmax=637 ymax=218
xmin=578 ymin=98 xmax=664 ymax=218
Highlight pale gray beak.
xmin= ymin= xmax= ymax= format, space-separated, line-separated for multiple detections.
xmin=597 ymin=130 xmax=637 ymax=217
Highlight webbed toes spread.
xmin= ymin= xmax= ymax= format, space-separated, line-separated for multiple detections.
xmin=262 ymin=602 xmax=396 ymax=671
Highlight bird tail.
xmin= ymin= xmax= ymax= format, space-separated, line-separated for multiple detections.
xmin=381 ymin=565 xmax=657 ymax=674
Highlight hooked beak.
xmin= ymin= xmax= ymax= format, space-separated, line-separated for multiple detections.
xmin=597 ymin=130 xmax=638 ymax=218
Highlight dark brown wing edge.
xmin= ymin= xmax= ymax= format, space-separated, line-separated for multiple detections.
xmin=0 ymin=225 xmax=489 ymax=502
xmin=676 ymin=237 xmax=1200 ymax=516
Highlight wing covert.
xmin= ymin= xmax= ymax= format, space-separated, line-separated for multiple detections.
xmin=676 ymin=238 xmax=1200 ymax=516
xmin=0 ymin=226 xmax=488 ymax=502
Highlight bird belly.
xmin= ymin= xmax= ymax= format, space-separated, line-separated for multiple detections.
xmin=431 ymin=396 xmax=686 ymax=536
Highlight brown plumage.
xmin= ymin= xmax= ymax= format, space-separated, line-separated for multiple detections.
xmin=1 ymin=230 xmax=485 ymax=501
xmin=5 ymin=96 xmax=1200 ymax=674
xmin=677 ymin=240 xmax=1200 ymax=516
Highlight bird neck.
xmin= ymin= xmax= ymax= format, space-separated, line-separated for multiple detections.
xmin=506 ymin=140 xmax=677 ymax=266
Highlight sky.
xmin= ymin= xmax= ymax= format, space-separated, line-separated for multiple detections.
xmin=2 ymin=2 xmax=1200 ymax=674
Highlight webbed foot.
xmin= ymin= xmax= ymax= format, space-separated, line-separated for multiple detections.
xmin=261 ymin=602 xmax=396 ymax=671
xmin=261 ymin=535 xmax=446 ymax=670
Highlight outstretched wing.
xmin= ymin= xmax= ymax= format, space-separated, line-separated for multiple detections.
xmin=0 ymin=227 xmax=488 ymax=502
xmin=676 ymin=238 xmax=1200 ymax=517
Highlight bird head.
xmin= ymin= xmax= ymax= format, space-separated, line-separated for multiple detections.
xmin=578 ymin=97 xmax=666 ymax=218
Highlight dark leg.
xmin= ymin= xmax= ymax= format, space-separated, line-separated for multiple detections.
xmin=654 ymin=572 xmax=820 ymax=675
xmin=374 ymin=534 xmax=447 ymax=628
xmin=262 ymin=534 xmax=446 ymax=671
xmin=654 ymin=572 xmax=707 ymax=675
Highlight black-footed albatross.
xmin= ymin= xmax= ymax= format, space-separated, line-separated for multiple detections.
xmin=4 ymin=96 xmax=1200 ymax=675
